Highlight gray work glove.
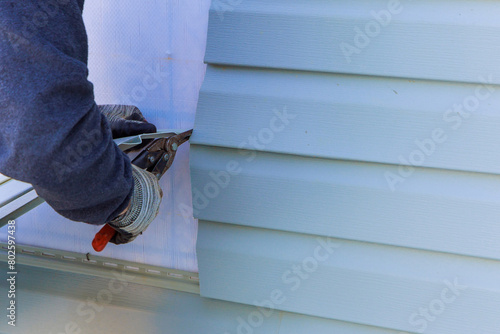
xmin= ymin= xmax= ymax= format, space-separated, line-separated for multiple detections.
xmin=99 ymin=105 xmax=157 ymax=139
xmin=108 ymin=164 xmax=163 ymax=245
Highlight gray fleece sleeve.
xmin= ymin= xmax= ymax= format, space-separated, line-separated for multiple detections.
xmin=0 ymin=0 xmax=133 ymax=225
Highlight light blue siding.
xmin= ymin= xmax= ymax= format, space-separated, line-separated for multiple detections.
xmin=206 ymin=0 xmax=500 ymax=84
xmin=197 ymin=221 xmax=500 ymax=333
xmin=191 ymin=0 xmax=500 ymax=333
xmin=193 ymin=66 xmax=500 ymax=175
xmin=191 ymin=146 xmax=500 ymax=261
xmin=277 ymin=314 xmax=406 ymax=334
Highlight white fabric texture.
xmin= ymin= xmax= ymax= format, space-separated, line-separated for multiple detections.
xmin=0 ymin=0 xmax=210 ymax=272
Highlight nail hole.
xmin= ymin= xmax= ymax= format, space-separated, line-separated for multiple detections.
xmin=146 ymin=269 xmax=161 ymax=275
xmin=125 ymin=266 xmax=139 ymax=271
xmin=103 ymin=262 xmax=118 ymax=267
xmin=167 ymin=272 xmax=183 ymax=279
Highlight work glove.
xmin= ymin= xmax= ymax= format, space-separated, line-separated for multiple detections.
xmin=108 ymin=164 xmax=163 ymax=245
xmin=99 ymin=104 xmax=157 ymax=139
xmin=100 ymin=104 xmax=161 ymax=244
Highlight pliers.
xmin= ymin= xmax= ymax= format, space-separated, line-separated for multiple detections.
xmin=92 ymin=130 xmax=193 ymax=252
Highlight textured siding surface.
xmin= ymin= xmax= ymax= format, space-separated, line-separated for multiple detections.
xmin=191 ymin=1 xmax=500 ymax=333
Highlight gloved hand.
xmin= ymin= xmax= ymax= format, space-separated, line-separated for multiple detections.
xmin=108 ymin=164 xmax=163 ymax=245
xmin=99 ymin=104 xmax=161 ymax=245
xmin=99 ymin=105 xmax=157 ymax=139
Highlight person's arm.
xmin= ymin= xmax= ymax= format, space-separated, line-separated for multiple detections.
xmin=0 ymin=1 xmax=140 ymax=227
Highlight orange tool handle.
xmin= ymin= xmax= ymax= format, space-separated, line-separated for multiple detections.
xmin=92 ymin=224 xmax=116 ymax=252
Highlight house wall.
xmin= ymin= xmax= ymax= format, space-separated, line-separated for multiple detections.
xmin=191 ymin=0 xmax=500 ymax=333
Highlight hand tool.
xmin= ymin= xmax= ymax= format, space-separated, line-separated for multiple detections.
xmin=92 ymin=129 xmax=193 ymax=252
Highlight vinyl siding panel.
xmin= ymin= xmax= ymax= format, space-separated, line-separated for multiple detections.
xmin=197 ymin=221 xmax=500 ymax=333
xmin=191 ymin=0 xmax=500 ymax=333
xmin=277 ymin=314 xmax=410 ymax=334
xmin=0 ymin=177 xmax=43 ymax=226
xmin=206 ymin=0 xmax=500 ymax=85
xmin=0 ymin=179 xmax=32 ymax=208
xmin=191 ymin=145 xmax=500 ymax=261
xmin=192 ymin=66 xmax=500 ymax=175
xmin=0 ymin=174 xmax=9 ymax=185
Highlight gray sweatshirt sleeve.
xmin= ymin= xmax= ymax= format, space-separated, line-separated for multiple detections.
xmin=0 ymin=0 xmax=133 ymax=225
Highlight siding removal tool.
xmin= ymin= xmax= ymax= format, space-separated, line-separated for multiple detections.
xmin=92 ymin=129 xmax=193 ymax=252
